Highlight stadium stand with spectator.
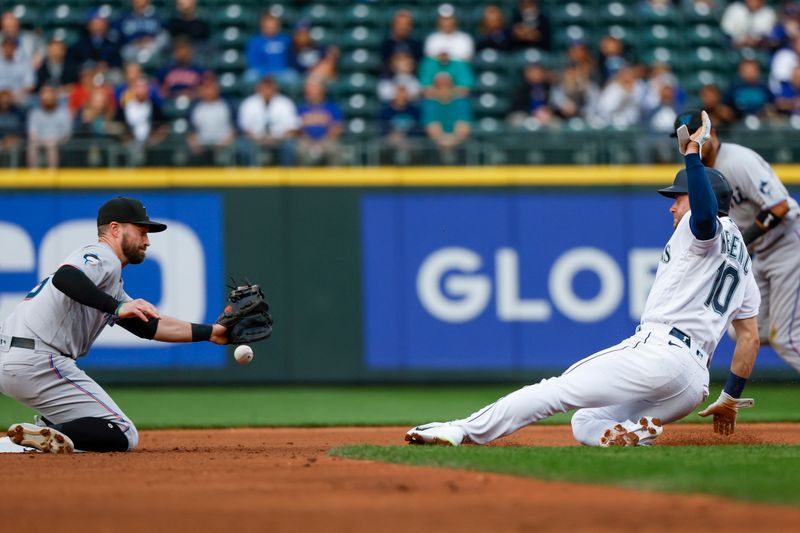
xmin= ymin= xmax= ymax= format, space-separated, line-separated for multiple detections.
xmin=237 ymin=75 xmax=299 ymax=166
xmin=0 ymin=0 xmax=798 ymax=168
xmin=27 ymin=84 xmax=71 ymax=168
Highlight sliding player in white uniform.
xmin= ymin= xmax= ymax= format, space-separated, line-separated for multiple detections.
xmin=673 ymin=111 xmax=800 ymax=373
xmin=407 ymin=111 xmax=761 ymax=447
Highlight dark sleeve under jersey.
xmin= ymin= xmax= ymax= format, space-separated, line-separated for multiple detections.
xmin=115 ymin=317 xmax=159 ymax=339
xmin=51 ymin=264 xmax=120 ymax=315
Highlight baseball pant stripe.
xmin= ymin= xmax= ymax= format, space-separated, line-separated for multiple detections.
xmin=49 ymin=355 xmax=131 ymax=433
xmin=469 ymin=342 xmax=634 ymax=425
xmin=562 ymin=345 xmax=627 ymax=376
xmin=787 ymin=229 xmax=800 ymax=359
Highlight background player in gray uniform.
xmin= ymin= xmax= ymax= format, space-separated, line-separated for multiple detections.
xmin=0 ymin=197 xmax=229 ymax=454
xmin=673 ymin=111 xmax=800 ymax=373
xmin=406 ymin=112 xmax=760 ymax=447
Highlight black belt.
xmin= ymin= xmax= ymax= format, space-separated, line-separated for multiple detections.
xmin=669 ymin=327 xmax=691 ymax=348
xmin=10 ymin=336 xmax=35 ymax=350
xmin=9 ymin=336 xmax=70 ymax=358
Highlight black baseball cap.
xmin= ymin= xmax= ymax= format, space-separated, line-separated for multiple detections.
xmin=97 ymin=197 xmax=167 ymax=232
xmin=670 ymin=110 xmax=705 ymax=137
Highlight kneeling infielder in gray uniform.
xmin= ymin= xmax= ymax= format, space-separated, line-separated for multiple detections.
xmin=673 ymin=111 xmax=800 ymax=373
xmin=407 ymin=111 xmax=761 ymax=447
xmin=0 ymin=197 xmax=229 ymax=454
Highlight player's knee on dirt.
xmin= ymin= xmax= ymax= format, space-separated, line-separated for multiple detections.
xmin=50 ymin=417 xmax=132 ymax=452
xmin=127 ymin=423 xmax=139 ymax=451
xmin=571 ymin=410 xmax=602 ymax=446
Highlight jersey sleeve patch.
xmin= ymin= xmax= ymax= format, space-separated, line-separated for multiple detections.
xmin=82 ymin=253 xmax=101 ymax=266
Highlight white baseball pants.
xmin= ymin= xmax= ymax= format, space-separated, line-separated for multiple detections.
xmin=451 ymin=324 xmax=710 ymax=446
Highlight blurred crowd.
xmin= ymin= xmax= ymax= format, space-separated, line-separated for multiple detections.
xmin=1 ymin=0 xmax=800 ymax=167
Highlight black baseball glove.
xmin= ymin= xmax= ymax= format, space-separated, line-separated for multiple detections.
xmin=216 ymin=283 xmax=273 ymax=344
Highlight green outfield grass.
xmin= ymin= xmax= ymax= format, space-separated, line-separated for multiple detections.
xmin=330 ymin=444 xmax=800 ymax=505
xmin=0 ymin=384 xmax=798 ymax=429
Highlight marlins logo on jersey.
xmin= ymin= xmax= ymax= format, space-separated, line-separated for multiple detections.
xmin=83 ymin=253 xmax=100 ymax=265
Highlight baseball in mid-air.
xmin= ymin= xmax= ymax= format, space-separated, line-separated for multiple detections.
xmin=234 ymin=344 xmax=254 ymax=364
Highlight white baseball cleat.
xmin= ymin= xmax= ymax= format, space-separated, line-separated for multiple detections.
xmin=599 ymin=417 xmax=663 ymax=447
xmin=405 ymin=422 xmax=466 ymax=446
xmin=7 ymin=423 xmax=74 ymax=455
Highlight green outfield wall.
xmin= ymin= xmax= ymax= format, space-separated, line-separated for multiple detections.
xmin=2 ymin=167 xmax=799 ymax=384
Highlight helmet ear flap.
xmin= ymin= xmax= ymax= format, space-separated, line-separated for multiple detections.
xmin=706 ymin=168 xmax=732 ymax=216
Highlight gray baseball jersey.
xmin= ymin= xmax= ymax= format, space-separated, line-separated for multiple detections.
xmin=713 ymin=142 xmax=800 ymax=253
xmin=0 ymin=241 xmax=138 ymax=451
xmin=712 ymin=142 xmax=800 ymax=372
xmin=1 ymin=242 xmax=130 ymax=357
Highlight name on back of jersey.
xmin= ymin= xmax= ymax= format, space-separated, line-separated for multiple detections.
xmin=720 ymin=228 xmax=750 ymax=274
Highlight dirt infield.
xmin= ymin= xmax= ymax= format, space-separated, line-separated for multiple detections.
xmin=1 ymin=423 xmax=799 ymax=533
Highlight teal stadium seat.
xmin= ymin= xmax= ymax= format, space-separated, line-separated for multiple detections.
xmin=264 ymin=3 xmax=299 ymax=28
xmin=212 ymin=48 xmax=247 ymax=74
xmin=595 ymin=24 xmax=632 ymax=47
xmin=218 ymin=72 xmax=251 ymax=98
xmin=472 ymin=92 xmax=511 ymax=119
xmin=92 ymin=3 xmax=122 ymax=21
xmin=474 ymin=48 xmax=503 ymax=71
xmin=680 ymin=71 xmax=730 ymax=94
xmin=638 ymin=25 xmax=679 ymax=50
xmin=682 ymin=0 xmax=725 ymax=23
xmin=684 ymin=46 xmax=732 ymax=74
xmin=510 ymin=48 xmax=557 ymax=71
xmin=550 ymin=2 xmax=594 ymax=26
xmin=302 ymin=3 xmax=340 ymax=28
xmin=474 ymin=116 xmax=507 ymax=137
xmin=736 ymin=47 xmax=773 ymax=71
xmin=553 ymin=24 xmax=592 ymax=50
xmin=211 ymin=4 xmax=256 ymax=30
xmin=686 ymin=24 xmax=726 ymax=47
xmin=639 ymin=47 xmax=676 ymax=69
xmin=342 ymin=93 xmax=380 ymax=120
xmin=639 ymin=2 xmax=680 ymax=26
xmin=161 ymin=95 xmax=192 ymax=121
xmin=5 ymin=4 xmax=39 ymax=29
xmin=45 ymin=3 xmax=89 ymax=31
xmin=214 ymin=26 xmax=248 ymax=49
xmin=345 ymin=3 xmax=383 ymax=27
xmin=341 ymin=72 xmax=378 ymax=96
xmin=342 ymin=25 xmax=382 ymax=51
xmin=339 ymin=48 xmax=381 ymax=74
xmin=46 ymin=27 xmax=80 ymax=46
xmin=476 ymin=70 xmax=511 ymax=94
xmin=309 ymin=25 xmax=339 ymax=47
xmin=598 ymin=1 xmax=635 ymax=27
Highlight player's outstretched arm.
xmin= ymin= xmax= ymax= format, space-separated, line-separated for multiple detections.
xmin=681 ymin=111 xmax=718 ymax=240
xmin=698 ymin=316 xmax=759 ymax=435
xmin=150 ymin=316 xmax=228 ymax=345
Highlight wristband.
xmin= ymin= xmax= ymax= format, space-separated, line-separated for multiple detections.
xmin=723 ymin=371 xmax=748 ymax=398
xmin=191 ymin=323 xmax=213 ymax=342
xmin=114 ymin=302 xmax=123 ymax=317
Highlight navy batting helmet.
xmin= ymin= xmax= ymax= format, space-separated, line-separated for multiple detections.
xmin=657 ymin=167 xmax=732 ymax=216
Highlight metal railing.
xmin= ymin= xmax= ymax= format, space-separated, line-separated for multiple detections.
xmin=5 ymin=127 xmax=800 ymax=169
